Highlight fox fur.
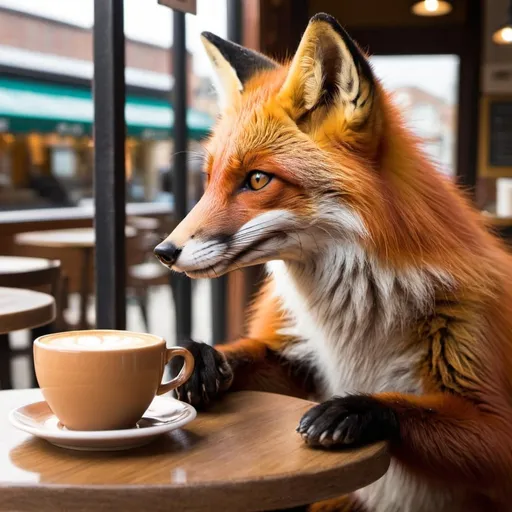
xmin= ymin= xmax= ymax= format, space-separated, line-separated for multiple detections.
xmin=155 ymin=13 xmax=512 ymax=512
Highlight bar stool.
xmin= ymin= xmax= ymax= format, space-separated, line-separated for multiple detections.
xmin=127 ymin=215 xmax=196 ymax=322
xmin=127 ymin=217 xmax=171 ymax=331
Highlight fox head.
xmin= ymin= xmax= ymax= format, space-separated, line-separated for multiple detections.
xmin=154 ymin=13 xmax=488 ymax=284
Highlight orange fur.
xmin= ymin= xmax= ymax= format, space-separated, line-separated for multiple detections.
xmin=210 ymin=45 xmax=512 ymax=512
xmin=216 ymin=280 xmax=314 ymax=399
xmin=161 ymin=13 xmax=512 ymax=511
xmin=309 ymin=496 xmax=367 ymax=512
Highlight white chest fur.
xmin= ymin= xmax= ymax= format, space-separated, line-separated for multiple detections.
xmin=267 ymin=245 xmax=433 ymax=399
xmin=267 ymin=248 xmax=461 ymax=511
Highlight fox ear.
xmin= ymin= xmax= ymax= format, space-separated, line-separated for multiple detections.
xmin=201 ymin=31 xmax=277 ymax=109
xmin=278 ymin=13 xmax=375 ymax=127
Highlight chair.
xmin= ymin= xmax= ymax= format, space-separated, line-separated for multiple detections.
xmin=126 ymin=217 xmax=173 ymax=332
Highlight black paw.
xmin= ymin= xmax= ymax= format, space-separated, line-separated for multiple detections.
xmin=170 ymin=339 xmax=233 ymax=409
xmin=297 ymin=395 xmax=398 ymax=448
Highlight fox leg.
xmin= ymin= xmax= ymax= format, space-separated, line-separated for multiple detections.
xmin=267 ymin=498 xmax=365 ymax=512
xmin=170 ymin=337 xmax=313 ymax=408
xmin=266 ymin=496 xmax=365 ymax=512
xmin=308 ymin=495 xmax=367 ymax=511
xmin=297 ymin=392 xmax=512 ymax=500
xmin=299 ymin=310 xmax=512 ymax=503
xmin=171 ymin=279 xmax=314 ymax=408
xmin=264 ymin=495 xmax=364 ymax=512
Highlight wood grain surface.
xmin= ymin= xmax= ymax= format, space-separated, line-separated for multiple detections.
xmin=0 ymin=287 xmax=55 ymax=334
xmin=0 ymin=389 xmax=389 ymax=511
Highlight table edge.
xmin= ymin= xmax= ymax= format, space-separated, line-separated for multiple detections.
xmin=0 ymin=440 xmax=388 ymax=488
xmin=0 ymin=292 xmax=56 ymax=334
xmin=0 ymin=442 xmax=389 ymax=510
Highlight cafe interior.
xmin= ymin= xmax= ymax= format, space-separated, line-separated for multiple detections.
xmin=0 ymin=0 xmax=510 ymax=386
xmin=0 ymin=0 xmax=510 ymax=387
xmin=1 ymin=0 xmax=512 ymax=509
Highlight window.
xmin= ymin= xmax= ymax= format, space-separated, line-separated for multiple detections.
xmin=370 ymin=55 xmax=459 ymax=177
xmin=51 ymin=146 xmax=77 ymax=179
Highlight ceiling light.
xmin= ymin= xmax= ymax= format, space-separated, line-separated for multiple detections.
xmin=411 ymin=0 xmax=453 ymax=17
xmin=493 ymin=1 xmax=512 ymax=45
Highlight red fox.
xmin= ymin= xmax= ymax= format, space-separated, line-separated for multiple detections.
xmin=154 ymin=13 xmax=512 ymax=512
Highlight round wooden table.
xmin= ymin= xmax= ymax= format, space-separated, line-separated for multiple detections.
xmin=15 ymin=228 xmax=136 ymax=329
xmin=0 ymin=257 xmax=61 ymax=389
xmin=0 ymin=389 xmax=389 ymax=512
xmin=15 ymin=227 xmax=137 ymax=249
xmin=0 ymin=287 xmax=56 ymax=389
xmin=0 ymin=256 xmax=60 ymax=278
xmin=0 ymin=287 xmax=56 ymax=335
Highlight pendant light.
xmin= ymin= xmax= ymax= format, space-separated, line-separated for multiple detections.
xmin=493 ymin=0 xmax=512 ymax=45
xmin=411 ymin=0 xmax=453 ymax=17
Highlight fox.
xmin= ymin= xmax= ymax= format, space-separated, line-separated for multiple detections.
xmin=154 ymin=12 xmax=512 ymax=512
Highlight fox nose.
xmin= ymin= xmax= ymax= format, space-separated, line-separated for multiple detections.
xmin=154 ymin=241 xmax=182 ymax=266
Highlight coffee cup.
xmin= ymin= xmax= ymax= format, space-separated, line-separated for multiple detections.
xmin=33 ymin=329 xmax=194 ymax=431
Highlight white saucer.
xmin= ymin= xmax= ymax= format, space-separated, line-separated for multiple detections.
xmin=8 ymin=395 xmax=197 ymax=451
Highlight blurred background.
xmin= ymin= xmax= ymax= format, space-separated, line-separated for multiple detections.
xmin=0 ymin=0 xmax=222 ymax=210
xmin=0 ymin=0 xmax=511 ymax=389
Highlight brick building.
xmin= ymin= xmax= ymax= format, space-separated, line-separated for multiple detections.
xmin=0 ymin=6 xmax=195 ymax=99
xmin=0 ymin=6 xmax=213 ymax=208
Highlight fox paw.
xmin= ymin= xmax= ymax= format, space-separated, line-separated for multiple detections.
xmin=297 ymin=395 xmax=398 ymax=448
xmin=170 ymin=340 xmax=233 ymax=409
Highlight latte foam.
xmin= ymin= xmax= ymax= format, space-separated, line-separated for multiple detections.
xmin=38 ymin=332 xmax=160 ymax=351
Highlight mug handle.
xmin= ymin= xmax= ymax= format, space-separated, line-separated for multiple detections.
xmin=157 ymin=347 xmax=195 ymax=396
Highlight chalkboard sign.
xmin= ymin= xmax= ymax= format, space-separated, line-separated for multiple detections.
xmin=489 ymin=101 xmax=512 ymax=167
xmin=479 ymin=95 xmax=512 ymax=178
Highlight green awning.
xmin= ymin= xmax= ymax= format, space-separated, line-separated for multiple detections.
xmin=0 ymin=78 xmax=213 ymax=140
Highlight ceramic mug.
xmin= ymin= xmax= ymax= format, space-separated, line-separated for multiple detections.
xmin=34 ymin=329 xmax=194 ymax=431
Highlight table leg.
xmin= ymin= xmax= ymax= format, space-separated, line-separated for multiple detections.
xmin=79 ymin=248 xmax=92 ymax=330
xmin=0 ymin=334 xmax=12 ymax=390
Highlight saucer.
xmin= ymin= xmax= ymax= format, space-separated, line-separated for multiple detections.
xmin=8 ymin=395 xmax=197 ymax=451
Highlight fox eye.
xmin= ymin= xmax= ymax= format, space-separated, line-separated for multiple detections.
xmin=245 ymin=171 xmax=273 ymax=191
